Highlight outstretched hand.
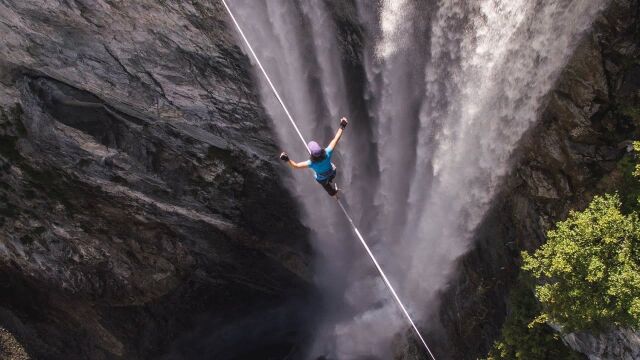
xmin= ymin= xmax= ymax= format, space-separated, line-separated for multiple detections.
xmin=340 ymin=117 xmax=348 ymax=129
xmin=279 ymin=152 xmax=290 ymax=162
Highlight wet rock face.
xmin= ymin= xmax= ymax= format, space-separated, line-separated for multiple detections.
xmin=563 ymin=328 xmax=640 ymax=360
xmin=0 ymin=1 xmax=311 ymax=359
xmin=434 ymin=0 xmax=640 ymax=359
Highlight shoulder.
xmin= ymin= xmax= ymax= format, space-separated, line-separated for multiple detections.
xmin=325 ymin=146 xmax=333 ymax=156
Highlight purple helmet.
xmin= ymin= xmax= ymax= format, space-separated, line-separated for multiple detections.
xmin=308 ymin=141 xmax=323 ymax=156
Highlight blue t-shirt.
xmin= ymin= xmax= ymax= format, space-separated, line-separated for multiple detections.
xmin=305 ymin=146 xmax=335 ymax=181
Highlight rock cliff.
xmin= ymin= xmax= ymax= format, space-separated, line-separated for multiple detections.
xmin=0 ymin=1 xmax=312 ymax=359
xmin=432 ymin=0 xmax=640 ymax=358
xmin=563 ymin=328 xmax=640 ymax=360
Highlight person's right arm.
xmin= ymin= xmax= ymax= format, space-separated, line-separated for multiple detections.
xmin=280 ymin=152 xmax=309 ymax=169
xmin=288 ymin=160 xmax=309 ymax=169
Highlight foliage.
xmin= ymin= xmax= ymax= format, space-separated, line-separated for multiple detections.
xmin=616 ymin=152 xmax=640 ymax=214
xmin=485 ymin=278 xmax=584 ymax=360
xmin=522 ymin=193 xmax=640 ymax=332
xmin=634 ymin=142 xmax=640 ymax=179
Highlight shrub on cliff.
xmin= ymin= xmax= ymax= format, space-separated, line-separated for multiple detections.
xmin=522 ymin=193 xmax=640 ymax=332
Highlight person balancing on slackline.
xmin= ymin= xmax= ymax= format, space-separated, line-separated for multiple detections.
xmin=280 ymin=117 xmax=348 ymax=197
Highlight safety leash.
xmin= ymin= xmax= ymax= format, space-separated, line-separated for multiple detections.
xmin=219 ymin=1 xmax=436 ymax=359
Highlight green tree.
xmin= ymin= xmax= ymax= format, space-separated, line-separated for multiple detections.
xmin=522 ymin=194 xmax=640 ymax=332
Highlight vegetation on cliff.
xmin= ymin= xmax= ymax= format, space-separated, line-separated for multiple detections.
xmin=523 ymin=192 xmax=640 ymax=332
xmin=524 ymin=142 xmax=640 ymax=332
xmin=486 ymin=142 xmax=640 ymax=359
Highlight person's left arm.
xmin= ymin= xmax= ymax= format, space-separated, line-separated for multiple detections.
xmin=327 ymin=117 xmax=348 ymax=151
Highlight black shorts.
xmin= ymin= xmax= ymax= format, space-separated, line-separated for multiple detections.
xmin=316 ymin=170 xmax=337 ymax=196
xmin=316 ymin=169 xmax=336 ymax=185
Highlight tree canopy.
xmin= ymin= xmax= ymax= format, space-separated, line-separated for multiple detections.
xmin=522 ymin=193 xmax=640 ymax=332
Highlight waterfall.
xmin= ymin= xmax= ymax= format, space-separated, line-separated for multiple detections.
xmin=227 ymin=0 xmax=608 ymax=358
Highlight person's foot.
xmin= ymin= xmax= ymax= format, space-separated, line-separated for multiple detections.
xmin=332 ymin=183 xmax=340 ymax=198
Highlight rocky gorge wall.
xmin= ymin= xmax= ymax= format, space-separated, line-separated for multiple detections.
xmin=430 ymin=0 xmax=640 ymax=359
xmin=0 ymin=1 xmax=313 ymax=359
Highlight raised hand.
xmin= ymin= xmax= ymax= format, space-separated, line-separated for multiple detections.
xmin=340 ymin=117 xmax=348 ymax=129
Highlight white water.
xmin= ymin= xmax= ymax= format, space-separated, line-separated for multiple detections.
xmin=227 ymin=0 xmax=607 ymax=358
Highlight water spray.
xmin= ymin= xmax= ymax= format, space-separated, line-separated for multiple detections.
xmin=219 ymin=1 xmax=436 ymax=359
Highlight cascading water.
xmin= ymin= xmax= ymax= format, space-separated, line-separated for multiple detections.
xmin=226 ymin=0 xmax=608 ymax=358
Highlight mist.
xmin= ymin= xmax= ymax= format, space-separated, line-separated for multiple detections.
xmin=226 ymin=0 xmax=608 ymax=358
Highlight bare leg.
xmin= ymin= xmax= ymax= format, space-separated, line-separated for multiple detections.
xmin=320 ymin=180 xmax=338 ymax=196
